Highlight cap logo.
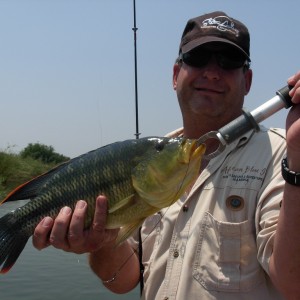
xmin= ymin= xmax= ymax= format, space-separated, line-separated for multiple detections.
xmin=201 ymin=15 xmax=239 ymax=37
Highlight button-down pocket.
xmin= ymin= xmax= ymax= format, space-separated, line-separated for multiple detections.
xmin=193 ymin=212 xmax=265 ymax=292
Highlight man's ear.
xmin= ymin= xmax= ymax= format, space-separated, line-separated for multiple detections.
xmin=244 ymin=68 xmax=253 ymax=95
xmin=173 ymin=63 xmax=181 ymax=90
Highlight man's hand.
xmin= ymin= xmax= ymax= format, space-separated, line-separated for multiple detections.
xmin=32 ymin=195 xmax=119 ymax=254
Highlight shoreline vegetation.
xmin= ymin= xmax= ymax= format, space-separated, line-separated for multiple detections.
xmin=0 ymin=143 xmax=69 ymax=200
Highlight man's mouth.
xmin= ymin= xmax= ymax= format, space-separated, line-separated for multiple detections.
xmin=195 ymin=87 xmax=223 ymax=94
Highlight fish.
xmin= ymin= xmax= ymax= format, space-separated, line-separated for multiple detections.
xmin=0 ymin=136 xmax=205 ymax=274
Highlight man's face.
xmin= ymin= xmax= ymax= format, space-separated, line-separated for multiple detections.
xmin=173 ymin=43 xmax=252 ymax=129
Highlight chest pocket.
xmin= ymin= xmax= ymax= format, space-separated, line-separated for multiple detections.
xmin=192 ymin=212 xmax=265 ymax=292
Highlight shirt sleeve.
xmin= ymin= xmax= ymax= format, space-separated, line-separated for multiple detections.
xmin=255 ymin=129 xmax=286 ymax=274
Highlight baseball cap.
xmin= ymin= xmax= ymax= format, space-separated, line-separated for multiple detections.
xmin=179 ymin=11 xmax=250 ymax=60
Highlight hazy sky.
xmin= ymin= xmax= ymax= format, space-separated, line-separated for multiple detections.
xmin=0 ymin=0 xmax=299 ymax=158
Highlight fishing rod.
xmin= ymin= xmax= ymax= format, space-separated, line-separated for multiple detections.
xmin=132 ymin=3 xmax=143 ymax=293
xmin=199 ymin=85 xmax=293 ymax=160
xmin=132 ymin=0 xmax=140 ymax=139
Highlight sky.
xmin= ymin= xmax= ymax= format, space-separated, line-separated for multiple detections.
xmin=0 ymin=0 xmax=299 ymax=158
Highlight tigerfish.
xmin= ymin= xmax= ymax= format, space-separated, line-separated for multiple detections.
xmin=0 ymin=136 xmax=205 ymax=274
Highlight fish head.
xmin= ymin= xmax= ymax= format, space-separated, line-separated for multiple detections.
xmin=132 ymin=137 xmax=206 ymax=209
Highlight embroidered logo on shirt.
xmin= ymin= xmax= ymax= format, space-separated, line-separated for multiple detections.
xmin=220 ymin=165 xmax=267 ymax=185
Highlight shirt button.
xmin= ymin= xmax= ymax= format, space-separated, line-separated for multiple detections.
xmin=173 ymin=249 xmax=179 ymax=258
xmin=226 ymin=195 xmax=244 ymax=211
xmin=183 ymin=205 xmax=188 ymax=212
xmin=231 ymin=198 xmax=241 ymax=208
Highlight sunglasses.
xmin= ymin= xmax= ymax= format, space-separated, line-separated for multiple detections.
xmin=180 ymin=48 xmax=250 ymax=70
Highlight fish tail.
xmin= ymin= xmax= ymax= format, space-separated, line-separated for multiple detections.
xmin=0 ymin=213 xmax=30 ymax=274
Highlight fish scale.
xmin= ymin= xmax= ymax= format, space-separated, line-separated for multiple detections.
xmin=0 ymin=136 xmax=205 ymax=274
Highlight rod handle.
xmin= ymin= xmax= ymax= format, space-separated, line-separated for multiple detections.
xmin=276 ymin=85 xmax=293 ymax=108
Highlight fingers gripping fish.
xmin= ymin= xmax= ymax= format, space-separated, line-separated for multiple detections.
xmin=0 ymin=137 xmax=205 ymax=274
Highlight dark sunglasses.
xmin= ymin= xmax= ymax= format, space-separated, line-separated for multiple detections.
xmin=180 ymin=48 xmax=250 ymax=70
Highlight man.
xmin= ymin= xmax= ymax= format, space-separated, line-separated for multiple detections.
xmin=33 ymin=11 xmax=300 ymax=299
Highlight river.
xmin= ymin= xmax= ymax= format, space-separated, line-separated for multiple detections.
xmin=0 ymin=201 xmax=139 ymax=300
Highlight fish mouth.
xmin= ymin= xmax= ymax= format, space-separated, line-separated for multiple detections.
xmin=192 ymin=140 xmax=206 ymax=159
xmin=181 ymin=139 xmax=206 ymax=163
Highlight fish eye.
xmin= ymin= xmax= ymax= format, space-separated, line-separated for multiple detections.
xmin=155 ymin=141 xmax=165 ymax=152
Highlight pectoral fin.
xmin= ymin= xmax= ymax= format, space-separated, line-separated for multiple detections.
xmin=116 ymin=219 xmax=143 ymax=245
xmin=108 ymin=194 xmax=135 ymax=213
xmin=114 ymin=201 xmax=159 ymax=244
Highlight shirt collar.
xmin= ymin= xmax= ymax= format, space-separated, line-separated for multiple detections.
xmin=165 ymin=126 xmax=255 ymax=157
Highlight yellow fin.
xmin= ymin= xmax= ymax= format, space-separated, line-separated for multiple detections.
xmin=108 ymin=194 xmax=135 ymax=213
xmin=116 ymin=220 xmax=143 ymax=245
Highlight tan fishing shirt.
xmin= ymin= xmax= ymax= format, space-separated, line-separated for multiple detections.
xmin=133 ymin=126 xmax=286 ymax=299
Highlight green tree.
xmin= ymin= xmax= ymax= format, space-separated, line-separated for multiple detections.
xmin=20 ymin=143 xmax=70 ymax=164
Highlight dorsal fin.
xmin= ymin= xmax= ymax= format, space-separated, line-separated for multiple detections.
xmin=0 ymin=143 xmax=121 ymax=205
xmin=0 ymin=160 xmax=69 ymax=204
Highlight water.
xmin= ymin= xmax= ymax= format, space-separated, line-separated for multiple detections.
xmin=0 ymin=201 xmax=140 ymax=300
